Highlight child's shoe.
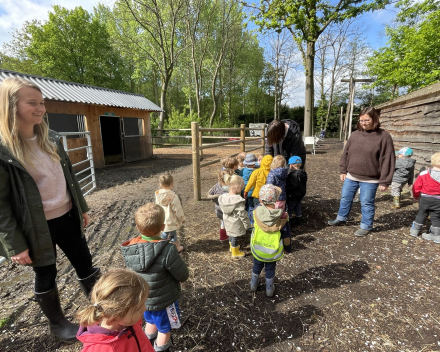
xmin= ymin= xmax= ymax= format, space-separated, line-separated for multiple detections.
xmin=266 ymin=277 xmax=275 ymax=297
xmin=422 ymin=226 xmax=440 ymax=243
xmin=391 ymin=196 xmax=400 ymax=209
xmin=288 ymin=216 xmax=296 ymax=228
xmin=296 ymin=216 xmax=303 ymax=227
xmin=409 ymin=221 xmax=422 ymax=237
xmin=154 ymin=338 xmax=172 ymax=351
xmin=250 ymin=272 xmax=259 ymax=292
xmin=231 ymin=245 xmax=245 ymax=258
xmin=219 ymin=228 xmax=228 ymax=242
xmin=146 ymin=331 xmax=157 ymax=347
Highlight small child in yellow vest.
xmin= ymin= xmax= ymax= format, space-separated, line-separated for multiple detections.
xmin=250 ymin=184 xmax=292 ymax=297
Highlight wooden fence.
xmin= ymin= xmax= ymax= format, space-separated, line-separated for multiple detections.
xmin=151 ymin=123 xmax=266 ymax=200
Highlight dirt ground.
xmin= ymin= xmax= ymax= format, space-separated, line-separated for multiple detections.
xmin=1 ymin=140 xmax=440 ymax=352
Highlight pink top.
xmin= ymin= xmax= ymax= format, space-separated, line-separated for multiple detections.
xmin=25 ymin=136 xmax=71 ymax=220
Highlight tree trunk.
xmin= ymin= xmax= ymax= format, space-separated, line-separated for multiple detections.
xmin=304 ymin=40 xmax=315 ymax=136
xmin=158 ymin=72 xmax=171 ymax=134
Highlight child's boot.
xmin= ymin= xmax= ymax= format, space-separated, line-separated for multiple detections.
xmin=219 ymin=228 xmax=228 ymax=242
xmin=265 ymin=277 xmax=275 ymax=297
xmin=250 ymin=272 xmax=259 ymax=292
xmin=422 ymin=226 xmax=440 ymax=243
xmin=392 ymin=196 xmax=401 ymax=209
xmin=231 ymin=245 xmax=245 ymax=258
xmin=288 ymin=216 xmax=296 ymax=228
xmin=409 ymin=221 xmax=422 ymax=237
xmin=154 ymin=338 xmax=173 ymax=352
xmin=146 ymin=331 xmax=157 ymax=347
xmin=296 ymin=216 xmax=303 ymax=227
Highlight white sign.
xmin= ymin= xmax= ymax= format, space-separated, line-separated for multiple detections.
xmin=249 ymin=123 xmax=267 ymax=137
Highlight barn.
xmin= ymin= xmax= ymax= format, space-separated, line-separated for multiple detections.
xmin=376 ymin=81 xmax=440 ymax=172
xmin=0 ymin=69 xmax=162 ymax=169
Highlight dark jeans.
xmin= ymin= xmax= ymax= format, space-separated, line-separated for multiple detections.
xmin=33 ymin=211 xmax=93 ymax=293
xmin=229 ymin=236 xmax=238 ymax=247
xmin=252 ymin=258 xmax=276 ymax=279
xmin=287 ymin=199 xmax=302 ymax=217
xmin=415 ymin=196 xmax=440 ymax=227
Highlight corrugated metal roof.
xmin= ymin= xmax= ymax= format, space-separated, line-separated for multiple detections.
xmin=0 ymin=69 xmax=163 ymax=112
xmin=376 ymin=81 xmax=440 ymax=110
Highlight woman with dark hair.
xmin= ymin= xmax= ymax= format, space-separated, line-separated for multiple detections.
xmin=265 ymin=119 xmax=306 ymax=169
xmin=328 ymin=107 xmax=395 ymax=237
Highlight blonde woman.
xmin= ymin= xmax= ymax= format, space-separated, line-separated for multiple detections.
xmin=0 ymin=78 xmax=99 ymax=343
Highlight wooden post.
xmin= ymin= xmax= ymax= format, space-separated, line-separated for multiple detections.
xmin=191 ymin=122 xmax=201 ymax=200
xmin=339 ymin=106 xmax=344 ymax=141
xmin=261 ymin=125 xmax=266 ymax=154
xmin=240 ymin=124 xmax=245 ymax=152
xmin=199 ymin=131 xmax=203 ymax=161
xmin=348 ymin=77 xmax=355 ymax=139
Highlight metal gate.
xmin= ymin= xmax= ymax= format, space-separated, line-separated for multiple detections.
xmin=60 ymin=131 xmax=97 ymax=196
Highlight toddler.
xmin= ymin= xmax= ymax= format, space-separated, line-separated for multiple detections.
xmin=236 ymin=152 xmax=247 ymax=176
xmin=244 ymin=155 xmax=273 ymax=213
xmin=409 ymin=152 xmax=440 ymax=242
xmin=242 ymin=153 xmax=258 ymax=213
xmin=250 ymin=185 xmax=291 ymax=297
xmin=121 ymin=203 xmax=189 ymax=352
xmin=77 ymin=268 xmax=154 ymax=352
xmin=218 ymin=175 xmax=251 ymax=258
xmin=391 ymin=147 xmax=416 ymax=209
xmin=255 ymin=154 xmax=264 ymax=168
xmin=207 ymin=168 xmax=235 ymax=241
xmin=155 ymin=174 xmax=186 ymax=252
xmin=221 ymin=156 xmax=239 ymax=171
xmin=286 ymin=156 xmax=308 ymax=227
xmin=266 ymin=155 xmax=288 ymax=209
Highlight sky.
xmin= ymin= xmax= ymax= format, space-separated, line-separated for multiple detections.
xmin=0 ymin=0 xmax=398 ymax=106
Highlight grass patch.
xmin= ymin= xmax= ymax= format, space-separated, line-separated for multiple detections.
xmin=0 ymin=318 xmax=9 ymax=328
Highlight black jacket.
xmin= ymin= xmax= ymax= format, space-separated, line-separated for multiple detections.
xmin=266 ymin=119 xmax=306 ymax=165
xmin=286 ymin=169 xmax=307 ymax=201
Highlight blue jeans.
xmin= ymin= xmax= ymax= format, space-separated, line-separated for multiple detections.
xmin=336 ymin=178 xmax=379 ymax=230
xmin=252 ymin=258 xmax=276 ymax=279
xmin=161 ymin=230 xmax=177 ymax=242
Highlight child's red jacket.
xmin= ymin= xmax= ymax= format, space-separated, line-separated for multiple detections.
xmin=77 ymin=319 xmax=154 ymax=352
xmin=412 ymin=169 xmax=440 ymax=198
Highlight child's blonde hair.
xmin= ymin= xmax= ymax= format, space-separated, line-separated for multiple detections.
xmin=226 ymin=175 xmax=244 ymax=193
xmin=77 ymin=269 xmax=149 ymax=326
xmin=159 ymin=174 xmax=173 ymax=187
xmin=271 ymin=155 xmax=286 ymax=169
xmin=237 ymin=154 xmax=245 ymax=165
xmin=431 ymin=152 xmax=440 ymax=167
xmin=221 ymin=156 xmax=239 ymax=169
xmin=257 ymin=154 xmax=264 ymax=162
xmin=135 ymin=203 xmax=165 ymax=236
xmin=218 ymin=168 xmax=234 ymax=186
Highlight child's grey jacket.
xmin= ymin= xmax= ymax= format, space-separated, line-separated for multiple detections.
xmin=218 ymin=194 xmax=251 ymax=237
xmin=392 ymin=157 xmax=416 ymax=184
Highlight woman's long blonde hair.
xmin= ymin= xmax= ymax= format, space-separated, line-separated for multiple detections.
xmin=0 ymin=78 xmax=59 ymax=165
xmin=77 ymin=269 xmax=150 ymax=326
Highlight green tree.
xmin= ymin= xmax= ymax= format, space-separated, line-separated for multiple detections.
xmin=2 ymin=6 xmax=127 ymax=90
xmin=367 ymin=0 xmax=440 ymax=93
xmin=247 ymin=0 xmax=389 ymax=136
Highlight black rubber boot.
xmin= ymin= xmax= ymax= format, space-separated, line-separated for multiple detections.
xmin=78 ymin=267 xmax=101 ymax=297
xmin=34 ymin=286 xmax=78 ymax=344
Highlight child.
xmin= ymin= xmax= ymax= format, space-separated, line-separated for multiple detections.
xmin=266 ymin=155 xmax=288 ymax=209
xmin=286 ymin=156 xmax=308 ymax=227
xmin=391 ymin=147 xmax=416 ymax=209
xmin=242 ymin=153 xmax=258 ymax=213
xmin=218 ymin=175 xmax=251 ymax=258
xmin=155 ymin=174 xmax=186 ymax=252
xmin=221 ymin=156 xmax=239 ymax=171
xmin=255 ymin=154 xmax=264 ymax=168
xmin=77 ymin=268 xmax=154 ymax=352
xmin=244 ymin=155 xmax=273 ymax=212
xmin=121 ymin=203 xmax=189 ymax=352
xmin=236 ymin=152 xmax=247 ymax=176
xmin=207 ymin=168 xmax=235 ymax=241
xmin=250 ymin=185 xmax=291 ymax=297
xmin=409 ymin=152 xmax=440 ymax=242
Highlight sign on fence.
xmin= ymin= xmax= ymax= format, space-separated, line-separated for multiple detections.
xmin=249 ymin=123 xmax=267 ymax=137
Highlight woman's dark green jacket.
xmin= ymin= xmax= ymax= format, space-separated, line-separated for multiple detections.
xmin=0 ymin=130 xmax=89 ymax=267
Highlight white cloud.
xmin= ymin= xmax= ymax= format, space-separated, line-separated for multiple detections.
xmin=0 ymin=0 xmax=113 ymax=46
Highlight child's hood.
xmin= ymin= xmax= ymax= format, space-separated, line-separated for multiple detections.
xmin=155 ymin=189 xmax=175 ymax=206
xmin=271 ymin=167 xmax=288 ymax=180
xmin=254 ymin=205 xmax=287 ymax=231
xmin=395 ymin=157 xmax=416 ymax=169
xmin=121 ymin=237 xmax=170 ymax=272
xmin=218 ymin=194 xmax=245 ymax=215
xmin=77 ymin=324 xmax=130 ymax=346
xmin=260 ymin=155 xmax=273 ymax=170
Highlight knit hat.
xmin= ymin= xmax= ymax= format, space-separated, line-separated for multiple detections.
xmin=288 ymin=156 xmax=302 ymax=165
xmin=397 ymin=147 xmax=413 ymax=157
xmin=243 ymin=153 xmax=258 ymax=165
xmin=259 ymin=184 xmax=281 ymax=204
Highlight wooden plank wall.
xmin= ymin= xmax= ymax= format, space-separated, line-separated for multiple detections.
xmin=45 ymin=101 xmax=152 ymax=168
xmin=380 ymin=96 xmax=440 ymax=173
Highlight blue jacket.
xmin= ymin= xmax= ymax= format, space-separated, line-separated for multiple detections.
xmin=266 ymin=167 xmax=288 ymax=201
xmin=242 ymin=167 xmax=256 ymax=195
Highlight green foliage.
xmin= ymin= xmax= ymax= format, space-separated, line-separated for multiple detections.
xmin=367 ymin=0 xmax=440 ymax=91
xmin=0 ymin=318 xmax=9 ymax=329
